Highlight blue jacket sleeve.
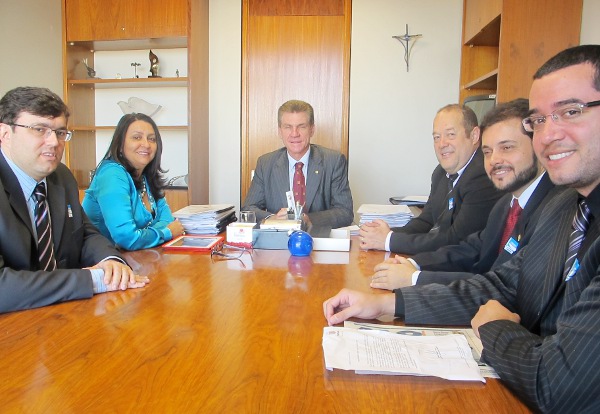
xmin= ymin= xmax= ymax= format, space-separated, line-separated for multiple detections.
xmin=89 ymin=163 xmax=173 ymax=250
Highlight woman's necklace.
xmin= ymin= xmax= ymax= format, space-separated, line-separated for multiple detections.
xmin=139 ymin=180 xmax=147 ymax=199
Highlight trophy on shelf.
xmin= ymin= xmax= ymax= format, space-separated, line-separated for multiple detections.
xmin=149 ymin=50 xmax=161 ymax=78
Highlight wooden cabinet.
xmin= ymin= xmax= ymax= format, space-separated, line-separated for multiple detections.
xmin=62 ymin=0 xmax=208 ymax=207
xmin=459 ymin=0 xmax=582 ymax=103
xmin=65 ymin=0 xmax=188 ymax=41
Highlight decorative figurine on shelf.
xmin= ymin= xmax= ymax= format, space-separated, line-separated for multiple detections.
xmin=131 ymin=62 xmax=141 ymax=78
xmin=149 ymin=50 xmax=161 ymax=78
xmin=82 ymin=58 xmax=98 ymax=79
xmin=176 ymin=69 xmax=180 ymax=78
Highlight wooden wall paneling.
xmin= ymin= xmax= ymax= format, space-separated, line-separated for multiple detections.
xmin=67 ymin=130 xmax=97 ymax=186
xmin=249 ymin=0 xmax=344 ymax=16
xmin=66 ymin=0 xmax=187 ymax=42
xmin=496 ymin=0 xmax=582 ymax=102
xmin=463 ymin=0 xmax=502 ymax=43
xmin=188 ymin=0 xmax=209 ymax=204
xmin=65 ymin=0 xmax=122 ymax=41
xmin=164 ymin=188 xmax=189 ymax=212
xmin=459 ymin=45 xmax=498 ymax=102
xmin=63 ymin=36 xmax=96 ymax=186
xmin=123 ymin=0 xmax=189 ymax=39
xmin=241 ymin=0 xmax=351 ymax=204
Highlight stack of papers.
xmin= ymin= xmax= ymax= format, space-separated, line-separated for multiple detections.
xmin=172 ymin=204 xmax=236 ymax=235
xmin=322 ymin=322 xmax=491 ymax=382
xmin=357 ymin=204 xmax=414 ymax=228
xmin=341 ymin=321 xmax=498 ymax=378
xmin=260 ymin=217 xmax=301 ymax=231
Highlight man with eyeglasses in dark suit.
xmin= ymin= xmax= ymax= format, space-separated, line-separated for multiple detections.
xmin=0 ymin=86 xmax=149 ymax=313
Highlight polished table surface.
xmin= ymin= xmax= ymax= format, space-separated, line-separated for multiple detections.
xmin=0 ymin=238 xmax=530 ymax=413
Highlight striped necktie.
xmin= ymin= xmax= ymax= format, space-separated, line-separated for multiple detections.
xmin=564 ymin=199 xmax=591 ymax=281
xmin=447 ymin=173 xmax=459 ymax=193
xmin=33 ymin=182 xmax=57 ymax=271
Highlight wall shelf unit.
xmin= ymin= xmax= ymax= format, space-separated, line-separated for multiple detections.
xmin=459 ymin=0 xmax=582 ymax=104
xmin=61 ymin=0 xmax=211 ymax=209
xmin=68 ymin=77 xmax=188 ymax=89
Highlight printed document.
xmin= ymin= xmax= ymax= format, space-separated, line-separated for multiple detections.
xmin=342 ymin=321 xmax=498 ymax=378
xmin=323 ymin=326 xmax=485 ymax=382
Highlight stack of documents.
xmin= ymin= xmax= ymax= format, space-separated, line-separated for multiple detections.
xmin=172 ymin=204 xmax=236 ymax=235
xmin=357 ymin=204 xmax=414 ymax=228
xmin=260 ymin=217 xmax=301 ymax=231
xmin=322 ymin=322 xmax=491 ymax=382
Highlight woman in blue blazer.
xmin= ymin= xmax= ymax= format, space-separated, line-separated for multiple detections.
xmin=83 ymin=113 xmax=184 ymax=250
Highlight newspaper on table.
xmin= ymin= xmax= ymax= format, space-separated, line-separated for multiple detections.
xmin=342 ymin=321 xmax=499 ymax=378
xmin=357 ymin=204 xmax=414 ymax=228
xmin=172 ymin=204 xmax=236 ymax=235
xmin=323 ymin=326 xmax=484 ymax=382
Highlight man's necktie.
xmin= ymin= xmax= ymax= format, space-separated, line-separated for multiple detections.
xmin=431 ymin=173 xmax=460 ymax=233
xmin=34 ymin=182 xmax=57 ymax=271
xmin=447 ymin=173 xmax=459 ymax=193
xmin=564 ymin=199 xmax=591 ymax=281
xmin=498 ymin=199 xmax=522 ymax=253
xmin=293 ymin=162 xmax=306 ymax=206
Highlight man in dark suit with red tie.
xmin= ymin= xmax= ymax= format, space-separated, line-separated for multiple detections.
xmin=324 ymin=45 xmax=600 ymax=413
xmin=242 ymin=100 xmax=353 ymax=229
xmin=370 ymin=99 xmax=559 ymax=290
xmin=0 ymin=87 xmax=148 ymax=313
xmin=359 ymin=104 xmax=504 ymax=255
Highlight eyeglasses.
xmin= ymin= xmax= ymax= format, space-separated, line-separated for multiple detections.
xmin=210 ymin=243 xmax=253 ymax=261
xmin=10 ymin=123 xmax=73 ymax=142
xmin=521 ymin=100 xmax=600 ymax=132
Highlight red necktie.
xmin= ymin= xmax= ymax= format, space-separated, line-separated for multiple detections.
xmin=498 ymin=199 xmax=522 ymax=253
xmin=293 ymin=162 xmax=306 ymax=206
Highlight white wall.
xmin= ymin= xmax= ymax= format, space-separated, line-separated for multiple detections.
xmin=0 ymin=0 xmax=63 ymax=98
xmin=581 ymin=0 xmax=600 ymax=44
xmin=209 ymin=0 xmax=242 ymax=210
xmin=348 ymin=0 xmax=462 ymax=213
xmin=208 ymin=0 xmax=463 ymax=218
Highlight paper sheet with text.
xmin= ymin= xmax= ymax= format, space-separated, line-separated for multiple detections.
xmin=342 ymin=321 xmax=499 ymax=378
xmin=323 ymin=326 xmax=485 ymax=382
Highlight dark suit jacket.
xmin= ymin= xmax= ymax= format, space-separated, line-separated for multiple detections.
xmin=397 ymin=187 xmax=600 ymax=413
xmin=0 ymin=152 xmax=123 ymax=313
xmin=242 ymin=144 xmax=354 ymax=228
xmin=389 ymin=149 xmax=504 ymax=254
xmin=414 ymin=173 xmax=558 ymax=285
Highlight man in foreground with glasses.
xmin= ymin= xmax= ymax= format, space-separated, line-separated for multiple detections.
xmin=0 ymin=86 xmax=148 ymax=313
xmin=324 ymin=45 xmax=600 ymax=412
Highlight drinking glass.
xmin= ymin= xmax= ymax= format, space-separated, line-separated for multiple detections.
xmin=240 ymin=211 xmax=256 ymax=223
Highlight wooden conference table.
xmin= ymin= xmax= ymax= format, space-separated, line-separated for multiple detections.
xmin=0 ymin=237 xmax=530 ymax=413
